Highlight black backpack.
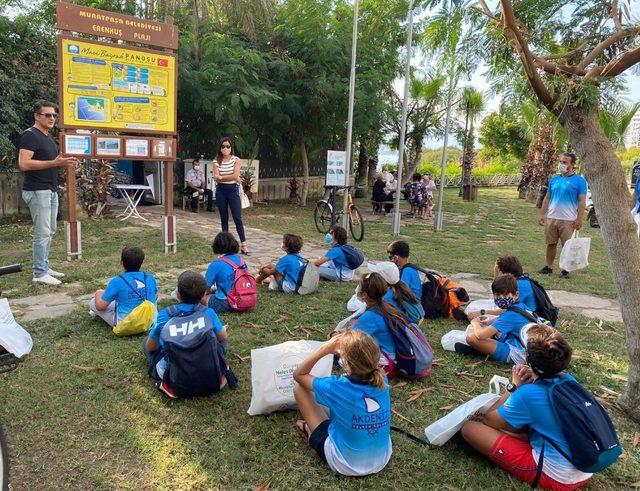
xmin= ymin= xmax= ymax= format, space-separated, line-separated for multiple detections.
xmin=404 ymin=264 xmax=469 ymax=320
xmin=160 ymin=306 xmax=237 ymax=398
xmin=531 ymin=375 xmax=622 ymax=487
xmin=522 ymin=274 xmax=559 ymax=326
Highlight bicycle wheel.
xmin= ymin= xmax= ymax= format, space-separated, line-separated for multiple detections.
xmin=349 ymin=205 xmax=365 ymax=242
xmin=0 ymin=421 xmax=8 ymax=491
xmin=314 ymin=201 xmax=333 ymax=234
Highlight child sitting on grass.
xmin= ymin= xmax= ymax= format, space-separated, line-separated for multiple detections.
xmin=89 ymin=245 xmax=158 ymax=328
xmin=464 ymin=274 xmax=533 ymax=365
xmin=205 ymin=232 xmax=245 ymax=313
xmin=293 ymin=329 xmax=392 ymax=476
xmin=144 ymin=270 xmax=230 ymax=398
xmin=256 ymin=234 xmax=305 ymax=293
xmin=314 ymin=226 xmax=362 ymax=281
xmin=461 ymin=325 xmax=595 ymax=490
xmin=369 ymin=261 xmax=424 ymax=325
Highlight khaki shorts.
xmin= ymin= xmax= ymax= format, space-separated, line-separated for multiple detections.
xmin=545 ymin=218 xmax=574 ymax=246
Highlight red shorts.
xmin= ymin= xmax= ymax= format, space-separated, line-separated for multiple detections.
xmin=489 ymin=434 xmax=590 ymax=491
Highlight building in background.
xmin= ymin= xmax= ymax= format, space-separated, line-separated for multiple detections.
xmin=625 ymin=111 xmax=640 ymax=149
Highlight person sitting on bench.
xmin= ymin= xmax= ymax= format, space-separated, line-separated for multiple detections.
xmin=184 ymin=158 xmax=214 ymax=212
xmin=372 ymin=173 xmax=394 ymax=213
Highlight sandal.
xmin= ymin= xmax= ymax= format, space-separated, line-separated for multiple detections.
xmin=241 ymin=243 xmax=250 ymax=256
xmin=295 ymin=419 xmax=310 ymax=444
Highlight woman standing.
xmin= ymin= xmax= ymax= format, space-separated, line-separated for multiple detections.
xmin=212 ymin=137 xmax=249 ymax=255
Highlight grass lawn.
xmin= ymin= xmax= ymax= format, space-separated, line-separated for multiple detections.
xmin=245 ymin=188 xmax=618 ymax=298
xmin=0 ymin=187 xmax=637 ymax=489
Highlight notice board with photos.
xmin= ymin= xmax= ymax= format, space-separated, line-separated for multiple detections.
xmin=58 ymin=37 xmax=177 ymax=134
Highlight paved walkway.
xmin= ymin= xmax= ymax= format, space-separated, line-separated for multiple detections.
xmin=7 ymin=206 xmax=623 ymax=324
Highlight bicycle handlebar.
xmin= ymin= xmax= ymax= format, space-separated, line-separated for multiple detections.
xmin=0 ymin=264 xmax=22 ymax=276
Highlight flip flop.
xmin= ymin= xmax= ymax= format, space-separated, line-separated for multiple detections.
xmin=295 ymin=419 xmax=310 ymax=444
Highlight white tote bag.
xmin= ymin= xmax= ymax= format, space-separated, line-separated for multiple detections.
xmin=0 ymin=298 xmax=33 ymax=358
xmin=424 ymin=375 xmax=509 ymax=446
xmin=239 ymin=185 xmax=251 ymax=209
xmin=559 ymin=231 xmax=591 ymax=272
xmin=247 ymin=340 xmax=333 ymax=416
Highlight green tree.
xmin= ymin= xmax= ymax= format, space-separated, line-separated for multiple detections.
xmin=478 ymin=0 xmax=640 ymax=420
xmin=458 ymin=86 xmax=485 ymax=191
xmin=478 ymin=110 xmax=530 ymax=161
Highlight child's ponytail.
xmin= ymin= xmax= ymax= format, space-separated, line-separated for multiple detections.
xmin=369 ymin=366 xmax=386 ymax=389
xmin=339 ymin=330 xmax=387 ymax=389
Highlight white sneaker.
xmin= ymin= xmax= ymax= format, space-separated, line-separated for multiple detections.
xmin=33 ymin=274 xmax=62 ymax=286
xmin=47 ymin=269 xmax=65 ymax=278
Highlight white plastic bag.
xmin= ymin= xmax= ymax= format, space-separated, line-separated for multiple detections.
xmin=0 ymin=298 xmax=33 ymax=358
xmin=247 ymin=340 xmax=333 ymax=416
xmin=464 ymin=299 xmax=497 ymax=315
xmin=559 ymin=231 xmax=591 ymax=272
xmin=347 ymin=291 xmax=366 ymax=313
xmin=424 ymin=375 xmax=508 ymax=446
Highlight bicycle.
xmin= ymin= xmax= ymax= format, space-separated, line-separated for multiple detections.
xmin=314 ymin=185 xmax=365 ymax=242
xmin=0 ymin=263 xmax=23 ymax=491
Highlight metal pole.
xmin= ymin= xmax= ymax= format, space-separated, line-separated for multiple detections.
xmin=341 ymin=0 xmax=359 ymax=229
xmin=434 ymin=62 xmax=456 ymax=232
xmin=391 ymin=0 xmax=415 ymax=237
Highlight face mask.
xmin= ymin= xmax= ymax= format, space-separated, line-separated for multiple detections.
xmin=324 ymin=233 xmax=333 ymax=244
xmin=557 ymin=163 xmax=568 ymax=174
xmin=281 ymin=243 xmax=285 ymax=250
xmin=494 ymin=296 xmax=515 ymax=310
xmin=193 ymin=165 xmax=200 ymax=171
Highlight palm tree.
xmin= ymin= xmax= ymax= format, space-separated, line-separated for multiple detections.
xmin=459 ymin=87 xmax=485 ymax=193
xmin=599 ymin=101 xmax=640 ymax=151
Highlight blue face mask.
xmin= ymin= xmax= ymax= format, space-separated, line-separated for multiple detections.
xmin=495 ymin=296 xmax=515 ymax=310
xmin=324 ymin=233 xmax=333 ymax=244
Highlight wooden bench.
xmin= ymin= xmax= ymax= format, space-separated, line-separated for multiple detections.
xmin=182 ymin=192 xmax=206 ymax=213
xmin=371 ymin=200 xmax=393 ymax=214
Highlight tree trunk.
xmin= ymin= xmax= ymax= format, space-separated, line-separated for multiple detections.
xmin=367 ymin=155 xmax=377 ymax=193
xmin=462 ymin=125 xmax=475 ymax=188
xmin=561 ymin=107 xmax=640 ymax=422
xmin=192 ymin=0 xmax=201 ymax=63
xmin=299 ymin=140 xmax=310 ymax=207
xmin=355 ymin=136 xmax=368 ymax=198
xmin=460 ymin=106 xmax=471 ymax=197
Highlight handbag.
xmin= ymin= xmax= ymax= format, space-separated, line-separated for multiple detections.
xmin=239 ymin=185 xmax=251 ymax=209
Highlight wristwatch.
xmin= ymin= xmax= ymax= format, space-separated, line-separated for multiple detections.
xmin=506 ymin=383 xmax=517 ymax=393
xmin=480 ymin=309 xmax=486 ymax=316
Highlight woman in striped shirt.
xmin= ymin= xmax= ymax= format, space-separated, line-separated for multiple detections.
xmin=212 ymin=137 xmax=248 ymax=255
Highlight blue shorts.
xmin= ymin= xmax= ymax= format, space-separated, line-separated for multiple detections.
xmin=492 ymin=340 xmax=512 ymax=364
xmin=309 ymin=420 xmax=330 ymax=462
xmin=208 ymin=295 xmax=232 ymax=313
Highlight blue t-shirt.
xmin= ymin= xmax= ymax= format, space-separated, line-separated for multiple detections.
xmin=101 ymin=271 xmax=158 ymax=322
xmin=401 ymin=266 xmax=423 ymax=300
xmin=492 ymin=302 xmax=532 ymax=349
xmin=353 ymin=310 xmax=395 ymax=359
xmin=498 ymin=374 xmax=592 ymax=482
xmin=149 ymin=303 xmax=224 ymax=346
xmin=383 ymin=290 xmax=424 ymax=324
xmin=275 ymin=253 xmax=305 ymax=289
xmin=517 ymin=278 xmax=537 ymax=312
xmin=205 ymin=254 xmax=243 ymax=300
xmin=313 ymin=375 xmax=391 ymax=472
xmin=547 ymin=173 xmax=588 ymax=221
xmin=326 ymin=245 xmax=350 ymax=270
xmin=635 ymin=180 xmax=640 ymax=206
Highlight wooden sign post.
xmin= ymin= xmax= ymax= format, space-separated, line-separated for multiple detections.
xmin=55 ymin=1 xmax=179 ymax=258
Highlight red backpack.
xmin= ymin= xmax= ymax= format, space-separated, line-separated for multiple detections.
xmin=218 ymin=256 xmax=258 ymax=311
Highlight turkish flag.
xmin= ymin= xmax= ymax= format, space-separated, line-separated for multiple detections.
xmin=157 ymin=59 xmax=168 ymax=67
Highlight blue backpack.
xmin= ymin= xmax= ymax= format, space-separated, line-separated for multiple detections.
xmin=397 ymin=299 xmax=425 ymax=325
xmin=160 ymin=305 xmax=237 ymax=398
xmin=371 ymin=306 xmax=433 ymax=379
xmin=533 ymin=375 xmax=621 ymax=484
xmin=340 ymin=244 xmax=364 ymax=270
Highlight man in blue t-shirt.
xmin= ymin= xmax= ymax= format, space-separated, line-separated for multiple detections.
xmin=539 ymin=152 xmax=588 ymax=279
xmin=466 ymin=274 xmax=532 ymax=365
xmin=144 ymin=271 xmax=227 ymax=382
xmin=387 ymin=240 xmax=423 ymax=300
xmin=89 ymin=246 xmax=158 ymax=327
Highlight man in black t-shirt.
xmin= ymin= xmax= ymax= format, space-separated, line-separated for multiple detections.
xmin=18 ymin=100 xmax=78 ymax=286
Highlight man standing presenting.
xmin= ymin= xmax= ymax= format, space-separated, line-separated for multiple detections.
xmin=18 ymin=100 xmax=78 ymax=286
xmin=184 ymin=158 xmax=214 ymax=212
xmin=538 ymin=152 xmax=587 ymax=279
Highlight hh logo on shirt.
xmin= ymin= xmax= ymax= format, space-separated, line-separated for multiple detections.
xmin=169 ymin=317 xmax=206 ymax=337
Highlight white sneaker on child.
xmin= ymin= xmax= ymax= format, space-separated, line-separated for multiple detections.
xmin=33 ymin=274 xmax=62 ymax=286
xmin=47 ymin=269 xmax=65 ymax=278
